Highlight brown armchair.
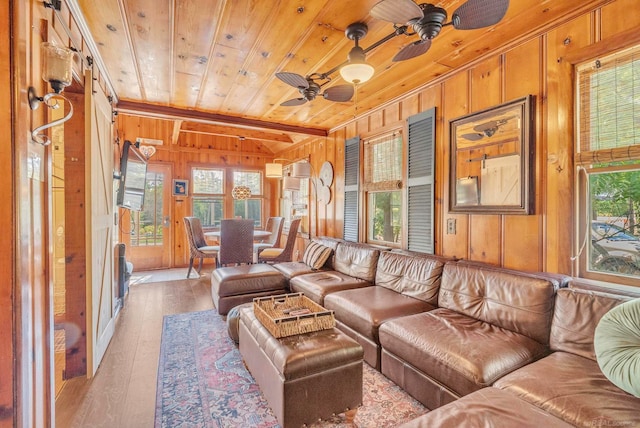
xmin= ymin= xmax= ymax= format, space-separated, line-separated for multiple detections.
xmin=183 ymin=217 xmax=219 ymax=278
xmin=258 ymin=218 xmax=301 ymax=264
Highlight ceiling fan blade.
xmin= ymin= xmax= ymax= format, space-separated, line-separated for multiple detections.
xmin=392 ymin=39 xmax=432 ymax=62
xmin=461 ymin=133 xmax=484 ymax=141
xmin=323 ymin=84 xmax=354 ymax=102
xmin=473 ymin=120 xmax=500 ymax=132
xmin=280 ymin=98 xmax=308 ymax=107
xmin=452 ymin=0 xmax=509 ymax=30
xmin=275 ymin=72 xmax=309 ymax=89
xmin=370 ymin=0 xmax=423 ymax=24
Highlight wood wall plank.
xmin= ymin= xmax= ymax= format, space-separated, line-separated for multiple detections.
xmin=0 ymin=0 xmax=14 ymax=424
xmin=503 ymin=37 xmax=543 ymax=270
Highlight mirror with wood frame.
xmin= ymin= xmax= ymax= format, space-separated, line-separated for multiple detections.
xmin=450 ymin=95 xmax=535 ymax=214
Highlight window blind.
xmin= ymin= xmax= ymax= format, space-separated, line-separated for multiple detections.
xmin=576 ymin=44 xmax=640 ymax=165
xmin=363 ymin=132 xmax=403 ymax=192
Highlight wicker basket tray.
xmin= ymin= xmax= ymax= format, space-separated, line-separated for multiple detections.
xmin=253 ymin=292 xmax=336 ymax=338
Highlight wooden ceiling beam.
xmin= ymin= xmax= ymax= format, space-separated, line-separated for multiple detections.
xmin=171 ymin=120 xmax=182 ymax=145
xmin=115 ymin=100 xmax=328 ymax=137
xmin=180 ymin=122 xmax=293 ymax=144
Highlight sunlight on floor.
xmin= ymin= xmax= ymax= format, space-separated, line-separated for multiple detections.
xmin=129 ymin=267 xmax=212 ymax=285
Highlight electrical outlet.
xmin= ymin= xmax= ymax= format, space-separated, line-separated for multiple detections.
xmin=447 ymin=218 xmax=456 ymax=235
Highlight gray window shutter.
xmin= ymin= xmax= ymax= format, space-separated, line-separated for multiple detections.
xmin=343 ymin=136 xmax=360 ymax=242
xmin=407 ymin=108 xmax=435 ymax=253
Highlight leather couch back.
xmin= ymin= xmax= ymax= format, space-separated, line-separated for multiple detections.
xmin=333 ymin=242 xmax=381 ymax=282
xmin=375 ymin=252 xmax=446 ymax=305
xmin=438 ymin=262 xmax=559 ymax=344
xmin=312 ymin=236 xmax=343 ymax=270
xmin=550 ymin=288 xmax=630 ymax=360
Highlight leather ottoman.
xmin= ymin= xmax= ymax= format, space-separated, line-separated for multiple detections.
xmin=210 ymin=264 xmax=287 ymax=315
xmin=239 ymin=306 xmax=363 ymax=428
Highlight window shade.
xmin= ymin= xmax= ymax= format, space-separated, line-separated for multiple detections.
xmin=363 ymin=133 xmax=403 ymax=192
xmin=576 ymin=45 xmax=640 ymax=165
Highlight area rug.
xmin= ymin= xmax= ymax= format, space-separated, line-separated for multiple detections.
xmin=155 ymin=309 xmax=427 ymax=427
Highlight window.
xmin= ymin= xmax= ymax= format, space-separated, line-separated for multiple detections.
xmin=233 ymin=170 xmax=263 ymax=227
xmin=192 ymin=168 xmax=224 ymax=227
xmin=576 ymin=45 xmax=640 ymax=283
xmin=130 ymin=170 xmax=163 ymax=247
xmin=363 ymin=132 xmax=403 ymax=245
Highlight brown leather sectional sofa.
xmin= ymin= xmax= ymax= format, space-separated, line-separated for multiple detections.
xmin=269 ymin=238 xmax=640 ymax=426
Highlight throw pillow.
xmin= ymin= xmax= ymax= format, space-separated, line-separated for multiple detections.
xmin=302 ymin=242 xmax=333 ymax=270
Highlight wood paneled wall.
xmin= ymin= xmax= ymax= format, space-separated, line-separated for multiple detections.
xmin=0 ymin=1 xmax=14 ymax=426
xmin=276 ymin=0 xmax=640 ymax=275
xmin=115 ymin=114 xmax=278 ymax=267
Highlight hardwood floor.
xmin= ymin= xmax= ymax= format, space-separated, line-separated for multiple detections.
xmin=55 ymin=273 xmax=214 ymax=427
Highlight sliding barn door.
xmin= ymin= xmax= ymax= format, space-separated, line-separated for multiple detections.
xmin=86 ymin=72 xmax=115 ymax=375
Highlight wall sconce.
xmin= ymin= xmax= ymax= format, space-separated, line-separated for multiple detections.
xmin=231 ymin=185 xmax=252 ymax=200
xmin=28 ymin=42 xmax=76 ymax=146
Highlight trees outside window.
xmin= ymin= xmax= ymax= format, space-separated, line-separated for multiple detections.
xmin=192 ymin=168 xmax=225 ymax=227
xmin=364 ymin=133 xmax=403 ymax=245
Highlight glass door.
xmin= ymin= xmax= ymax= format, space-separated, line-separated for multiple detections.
xmin=126 ymin=163 xmax=172 ymax=270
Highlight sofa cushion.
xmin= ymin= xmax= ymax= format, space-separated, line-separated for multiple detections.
xmin=438 ymin=262 xmax=558 ymax=344
xmin=324 ymin=286 xmax=435 ymax=343
xmin=375 ymin=252 xmax=445 ymax=305
xmin=302 ymin=241 xmax=333 ymax=270
xmin=289 ymin=271 xmax=371 ymax=305
xmin=595 ymin=298 xmax=640 ymax=398
xmin=551 ymin=288 xmax=629 ymax=359
xmin=398 ymin=387 xmax=574 ymax=428
xmin=379 ymin=308 xmax=548 ymax=397
xmin=271 ymin=261 xmax=316 ymax=279
xmin=333 ymin=242 xmax=380 ymax=282
xmin=494 ymin=352 xmax=640 ymax=427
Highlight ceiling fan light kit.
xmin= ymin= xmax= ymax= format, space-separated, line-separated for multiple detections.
xmin=340 ymin=22 xmax=375 ymax=84
xmin=276 ymin=0 xmax=509 ymax=107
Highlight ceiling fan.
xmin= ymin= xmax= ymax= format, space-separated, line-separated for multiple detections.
xmin=276 ymin=72 xmax=355 ymax=106
xmin=371 ymin=0 xmax=510 ymax=61
xmin=461 ymin=116 xmax=514 ymax=141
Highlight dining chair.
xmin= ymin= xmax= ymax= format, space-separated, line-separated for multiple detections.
xmin=254 ymin=216 xmax=284 ymax=255
xmin=218 ymin=219 xmax=254 ymax=266
xmin=183 ymin=217 xmax=219 ymax=278
xmin=258 ymin=218 xmax=301 ymax=264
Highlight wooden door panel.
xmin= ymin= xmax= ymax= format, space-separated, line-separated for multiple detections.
xmin=88 ymin=72 xmax=115 ymax=375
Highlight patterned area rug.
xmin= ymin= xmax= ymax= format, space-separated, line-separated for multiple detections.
xmin=155 ymin=310 xmax=427 ymax=427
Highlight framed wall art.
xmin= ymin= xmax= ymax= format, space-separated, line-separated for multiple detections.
xmin=172 ymin=179 xmax=189 ymax=196
xmin=450 ymin=95 xmax=535 ymax=214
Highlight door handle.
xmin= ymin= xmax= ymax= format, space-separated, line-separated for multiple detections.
xmin=163 ymin=216 xmax=171 ymax=227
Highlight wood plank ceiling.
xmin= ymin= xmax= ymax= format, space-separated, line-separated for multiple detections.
xmin=73 ymin=0 xmax=607 ymax=153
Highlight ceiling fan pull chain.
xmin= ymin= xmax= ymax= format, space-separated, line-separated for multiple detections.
xmin=353 ymin=83 xmax=359 ymax=118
